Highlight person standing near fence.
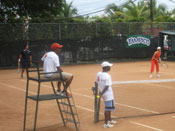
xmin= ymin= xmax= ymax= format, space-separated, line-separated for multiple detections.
xmin=41 ymin=43 xmax=73 ymax=96
xmin=149 ymin=47 xmax=162 ymax=78
xmin=96 ymin=61 xmax=117 ymax=128
xmin=18 ymin=44 xmax=32 ymax=78
xmin=163 ymin=39 xmax=169 ymax=59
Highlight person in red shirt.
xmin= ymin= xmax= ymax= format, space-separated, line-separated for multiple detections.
xmin=150 ymin=47 xmax=161 ymax=78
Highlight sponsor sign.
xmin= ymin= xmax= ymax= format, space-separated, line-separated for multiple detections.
xmin=126 ymin=35 xmax=151 ymax=48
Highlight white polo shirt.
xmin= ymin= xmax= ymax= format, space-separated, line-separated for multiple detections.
xmin=41 ymin=51 xmax=60 ymax=77
xmin=96 ymin=72 xmax=114 ymax=101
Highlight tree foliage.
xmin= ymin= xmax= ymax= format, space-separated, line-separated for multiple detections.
xmin=0 ymin=0 xmax=82 ymax=23
xmin=0 ymin=0 xmax=175 ymax=23
xmin=95 ymin=0 xmax=175 ymax=22
xmin=0 ymin=0 xmax=65 ymax=22
xmin=120 ymin=0 xmax=149 ymax=22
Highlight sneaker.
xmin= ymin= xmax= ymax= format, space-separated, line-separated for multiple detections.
xmin=149 ymin=74 xmax=152 ymax=78
xmin=56 ymin=91 xmax=64 ymax=96
xmin=56 ymin=91 xmax=61 ymax=95
xmin=103 ymin=123 xmax=114 ymax=128
xmin=109 ymin=120 xmax=117 ymax=124
xmin=62 ymin=91 xmax=71 ymax=97
xmin=156 ymin=74 xmax=160 ymax=78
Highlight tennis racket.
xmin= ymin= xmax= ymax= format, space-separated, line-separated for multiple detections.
xmin=160 ymin=62 xmax=168 ymax=69
xmin=96 ymin=94 xmax=101 ymax=122
xmin=92 ymin=82 xmax=101 ymax=122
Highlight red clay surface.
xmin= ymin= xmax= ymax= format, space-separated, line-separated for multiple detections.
xmin=0 ymin=60 xmax=175 ymax=131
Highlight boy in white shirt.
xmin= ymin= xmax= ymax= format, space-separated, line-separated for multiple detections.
xmin=96 ymin=61 xmax=117 ymax=128
xmin=41 ymin=43 xmax=73 ymax=96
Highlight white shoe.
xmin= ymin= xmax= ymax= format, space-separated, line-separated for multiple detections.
xmin=103 ymin=123 xmax=114 ymax=128
xmin=56 ymin=91 xmax=61 ymax=95
xmin=109 ymin=120 xmax=117 ymax=124
xmin=56 ymin=91 xmax=64 ymax=96
xmin=149 ymin=74 xmax=152 ymax=78
xmin=156 ymin=74 xmax=160 ymax=78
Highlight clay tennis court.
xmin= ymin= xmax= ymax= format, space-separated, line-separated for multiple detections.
xmin=0 ymin=60 xmax=175 ymax=131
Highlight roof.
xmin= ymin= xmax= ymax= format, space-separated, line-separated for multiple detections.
xmin=159 ymin=30 xmax=175 ymax=35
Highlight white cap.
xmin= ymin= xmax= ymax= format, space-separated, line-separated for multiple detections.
xmin=101 ymin=61 xmax=113 ymax=67
xmin=157 ymin=47 xmax=161 ymax=50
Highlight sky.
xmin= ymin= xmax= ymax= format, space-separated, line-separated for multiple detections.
xmin=66 ymin=0 xmax=175 ymax=17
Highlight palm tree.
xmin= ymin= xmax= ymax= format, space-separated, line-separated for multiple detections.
xmin=172 ymin=8 xmax=175 ymax=14
xmin=102 ymin=0 xmax=172 ymax=22
xmin=150 ymin=0 xmax=170 ymax=22
xmin=105 ymin=3 xmax=122 ymax=16
xmin=104 ymin=3 xmax=124 ymax=22
xmin=61 ymin=0 xmax=77 ymax=18
xmin=118 ymin=0 xmax=149 ymax=22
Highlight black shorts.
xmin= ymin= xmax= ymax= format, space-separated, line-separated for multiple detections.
xmin=21 ymin=62 xmax=31 ymax=68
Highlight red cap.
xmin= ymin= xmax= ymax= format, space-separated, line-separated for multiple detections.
xmin=51 ymin=43 xmax=63 ymax=50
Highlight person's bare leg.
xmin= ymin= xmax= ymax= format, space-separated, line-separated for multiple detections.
xmin=109 ymin=111 xmax=111 ymax=121
xmin=104 ymin=111 xmax=110 ymax=124
xmin=21 ymin=68 xmax=25 ymax=78
xmin=62 ymin=76 xmax=73 ymax=92
xmin=57 ymin=81 xmax=61 ymax=92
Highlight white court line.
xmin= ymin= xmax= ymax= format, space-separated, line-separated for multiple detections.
xmin=115 ymin=82 xmax=174 ymax=89
xmin=0 ymin=80 xmax=115 ymax=117
xmin=130 ymin=121 xmax=164 ymax=131
xmin=75 ymin=105 xmax=109 ymax=117
xmin=0 ymin=82 xmax=35 ymax=95
xmin=20 ymin=80 xmax=159 ymax=114
xmin=0 ymin=81 xmax=164 ymax=131
xmin=75 ymin=105 xmax=94 ymax=112
xmin=73 ymin=92 xmax=159 ymax=114
xmin=0 ymin=81 xmax=97 ymax=115
xmin=116 ymin=103 xmax=159 ymax=114
xmin=112 ymin=79 xmax=175 ymax=85
xmin=146 ymin=83 xmax=174 ymax=89
xmin=0 ymin=80 xmax=114 ymax=117
xmin=161 ymin=72 xmax=175 ymax=75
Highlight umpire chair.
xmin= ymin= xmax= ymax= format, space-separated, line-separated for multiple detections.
xmin=23 ymin=61 xmax=80 ymax=131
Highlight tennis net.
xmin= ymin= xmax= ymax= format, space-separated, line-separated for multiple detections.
xmin=95 ymin=79 xmax=175 ymax=121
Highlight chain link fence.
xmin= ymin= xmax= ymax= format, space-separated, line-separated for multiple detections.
xmin=0 ymin=22 xmax=175 ymax=67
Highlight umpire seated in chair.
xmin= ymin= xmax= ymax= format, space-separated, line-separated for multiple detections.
xmin=41 ymin=43 xmax=73 ymax=97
